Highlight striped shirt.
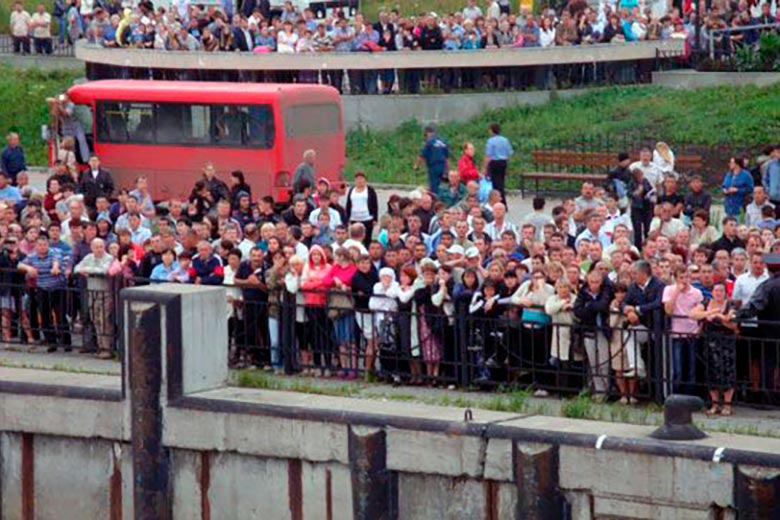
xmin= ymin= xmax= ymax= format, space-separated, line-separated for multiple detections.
xmin=21 ymin=250 xmax=66 ymax=290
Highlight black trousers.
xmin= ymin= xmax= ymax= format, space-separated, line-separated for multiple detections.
xmin=488 ymin=160 xmax=508 ymax=205
xmin=33 ymin=288 xmax=70 ymax=346
xmin=351 ymin=220 xmax=374 ymax=247
xmin=631 ymin=208 xmax=653 ymax=248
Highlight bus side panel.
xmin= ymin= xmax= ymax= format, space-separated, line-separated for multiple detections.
xmin=280 ymin=95 xmax=346 ymax=192
xmin=92 ymin=143 xmax=275 ymax=201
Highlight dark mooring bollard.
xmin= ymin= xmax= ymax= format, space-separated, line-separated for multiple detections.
xmin=650 ymin=394 xmax=706 ymax=441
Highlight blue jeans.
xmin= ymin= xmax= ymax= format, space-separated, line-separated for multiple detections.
xmin=672 ymin=337 xmax=697 ymax=392
xmin=269 ymin=317 xmax=281 ymax=369
xmin=428 ymin=166 xmax=445 ymax=195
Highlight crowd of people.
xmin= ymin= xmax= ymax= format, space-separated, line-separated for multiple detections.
xmin=11 ymin=0 xmax=780 ymax=90
xmin=3 ymin=126 xmax=780 ymax=411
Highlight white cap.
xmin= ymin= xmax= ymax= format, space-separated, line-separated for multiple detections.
xmin=446 ymin=244 xmax=465 ymax=256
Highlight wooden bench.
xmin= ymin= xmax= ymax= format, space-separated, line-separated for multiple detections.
xmin=521 ymin=150 xmax=704 ymax=197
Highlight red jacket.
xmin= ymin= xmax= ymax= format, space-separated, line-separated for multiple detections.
xmin=457 ymin=153 xmax=480 ymax=183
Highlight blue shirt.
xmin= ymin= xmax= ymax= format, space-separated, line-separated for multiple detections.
xmin=21 ymin=250 xmax=65 ymax=290
xmin=151 ymin=262 xmax=179 ymax=282
xmin=721 ymin=169 xmax=754 ymax=217
xmin=0 ymin=185 xmax=21 ymax=203
xmin=1 ymin=146 xmax=26 ymax=180
xmin=766 ymin=159 xmax=780 ymax=202
xmin=130 ymin=226 xmax=152 ymax=246
xmin=420 ymin=136 xmax=449 ymax=170
xmin=485 ymin=135 xmax=513 ymax=161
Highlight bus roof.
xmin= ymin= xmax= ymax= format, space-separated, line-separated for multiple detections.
xmin=67 ymin=80 xmax=340 ymax=104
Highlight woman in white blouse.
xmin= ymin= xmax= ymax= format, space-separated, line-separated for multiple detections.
xmin=277 ymin=20 xmax=298 ymax=53
xmin=539 ymin=17 xmax=557 ymax=47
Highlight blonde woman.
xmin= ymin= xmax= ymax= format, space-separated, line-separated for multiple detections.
xmin=545 ymin=279 xmax=579 ymax=391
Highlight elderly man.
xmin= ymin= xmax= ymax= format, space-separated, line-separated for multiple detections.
xmin=293 ymin=149 xmax=317 ymax=195
xmin=191 ymin=241 xmax=224 ymax=285
xmin=75 ymin=238 xmax=121 ymax=358
xmin=19 ymin=236 xmax=69 ymax=351
xmin=485 ymin=202 xmax=517 ymax=242
xmin=438 ymin=170 xmax=467 ymax=208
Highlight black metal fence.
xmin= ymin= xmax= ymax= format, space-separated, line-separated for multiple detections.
xmin=0 ymin=34 xmax=75 ymax=57
xmin=83 ymin=58 xmax=671 ymax=94
xmin=6 ymin=275 xmax=780 ymax=408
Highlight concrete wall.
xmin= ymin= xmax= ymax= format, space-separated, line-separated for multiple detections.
xmin=344 ymin=89 xmax=591 ymax=131
xmin=652 ymin=69 xmax=780 ymax=89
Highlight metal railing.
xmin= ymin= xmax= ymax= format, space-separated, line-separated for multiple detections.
xmin=8 ymin=274 xmax=779 ymax=409
xmin=707 ymin=22 xmax=780 ymax=61
xmin=0 ymin=34 xmax=75 ymax=57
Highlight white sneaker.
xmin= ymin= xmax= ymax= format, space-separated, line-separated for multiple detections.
xmin=533 ymin=389 xmax=549 ymax=398
xmin=619 ymin=396 xmax=629 ymax=405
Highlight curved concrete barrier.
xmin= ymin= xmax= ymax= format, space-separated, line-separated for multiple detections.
xmin=75 ymin=39 xmax=685 ymax=71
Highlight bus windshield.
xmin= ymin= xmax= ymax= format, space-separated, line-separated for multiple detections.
xmin=94 ymin=101 xmax=275 ymax=148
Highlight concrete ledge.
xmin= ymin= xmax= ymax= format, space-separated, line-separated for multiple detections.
xmin=163 ymin=407 xmax=350 ymax=464
xmin=0 ymin=393 xmax=125 ymax=440
xmin=386 ymin=428 xmax=487 ymax=479
xmin=76 ymin=40 xmax=683 ymax=71
xmin=652 ymin=69 xmax=780 ymax=89
xmin=559 ymin=445 xmax=734 ymax=507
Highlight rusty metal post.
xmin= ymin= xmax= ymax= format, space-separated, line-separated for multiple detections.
xmin=735 ymin=465 xmax=780 ymax=518
xmin=349 ymin=426 xmax=393 ymax=520
xmin=127 ymin=301 xmax=171 ymax=520
xmin=514 ymin=442 xmax=562 ymax=520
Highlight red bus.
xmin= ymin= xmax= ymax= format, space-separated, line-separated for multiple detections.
xmin=50 ymin=80 xmax=345 ymax=202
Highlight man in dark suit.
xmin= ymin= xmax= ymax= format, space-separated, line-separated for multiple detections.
xmin=232 ymin=18 xmax=252 ymax=52
xmin=622 ymin=260 xmax=665 ymax=330
xmin=78 ymin=155 xmax=114 ymax=212
xmin=622 ymin=259 xmax=666 ymax=398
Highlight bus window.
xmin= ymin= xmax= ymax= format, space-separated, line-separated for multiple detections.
xmin=97 ymin=101 xmax=275 ymax=148
xmin=96 ymin=102 xmax=154 ymax=144
xmin=212 ymin=105 xmax=274 ymax=148
xmin=284 ymin=104 xmax=341 ymax=139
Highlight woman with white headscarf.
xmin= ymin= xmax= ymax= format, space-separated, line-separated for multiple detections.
xmin=370 ymin=267 xmax=402 ymax=380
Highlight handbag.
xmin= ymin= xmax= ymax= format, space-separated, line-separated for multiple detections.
xmin=327 ymin=290 xmax=353 ymax=320
xmin=478 ymin=177 xmax=493 ymax=203
xmin=521 ymin=306 xmax=551 ymax=327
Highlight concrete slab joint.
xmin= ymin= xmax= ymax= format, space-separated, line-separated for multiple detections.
xmin=386 ymin=428 xmax=486 ymax=479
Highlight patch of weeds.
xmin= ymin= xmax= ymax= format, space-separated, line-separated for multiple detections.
xmin=561 ymin=393 xmax=595 ymax=420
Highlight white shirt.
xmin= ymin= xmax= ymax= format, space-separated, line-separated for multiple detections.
xmin=732 ymin=270 xmax=769 ymax=307
xmin=31 ymin=12 xmax=51 ymax=39
xmin=649 ymin=217 xmax=686 ymax=239
xmin=342 ymin=238 xmax=368 ymax=256
xmin=745 ymin=200 xmax=774 ymax=228
xmin=308 ymin=207 xmax=343 ymax=230
xmin=349 ymin=187 xmax=371 ymax=222
xmin=540 ymin=28 xmax=556 ymax=47
xmin=10 ymin=10 xmax=31 ymax=37
xmin=485 ymin=219 xmax=518 ymax=242
xmin=629 ymin=160 xmax=662 ymax=189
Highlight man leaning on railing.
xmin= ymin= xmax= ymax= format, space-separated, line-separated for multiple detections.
xmin=74 ymin=237 xmax=121 ymax=359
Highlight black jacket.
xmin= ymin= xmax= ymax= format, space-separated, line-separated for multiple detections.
xmin=711 ymin=234 xmax=745 ymax=254
xmin=78 ymin=169 xmax=115 ymax=209
xmin=351 ymin=268 xmax=378 ymax=312
xmin=622 ymin=276 xmax=665 ymax=329
xmin=345 ymin=186 xmax=379 ymax=223
xmin=573 ymin=283 xmax=612 ymax=338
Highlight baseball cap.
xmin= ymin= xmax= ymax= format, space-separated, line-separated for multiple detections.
xmin=465 ymin=247 xmax=480 ymax=259
xmin=446 ymin=244 xmax=465 ymax=256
